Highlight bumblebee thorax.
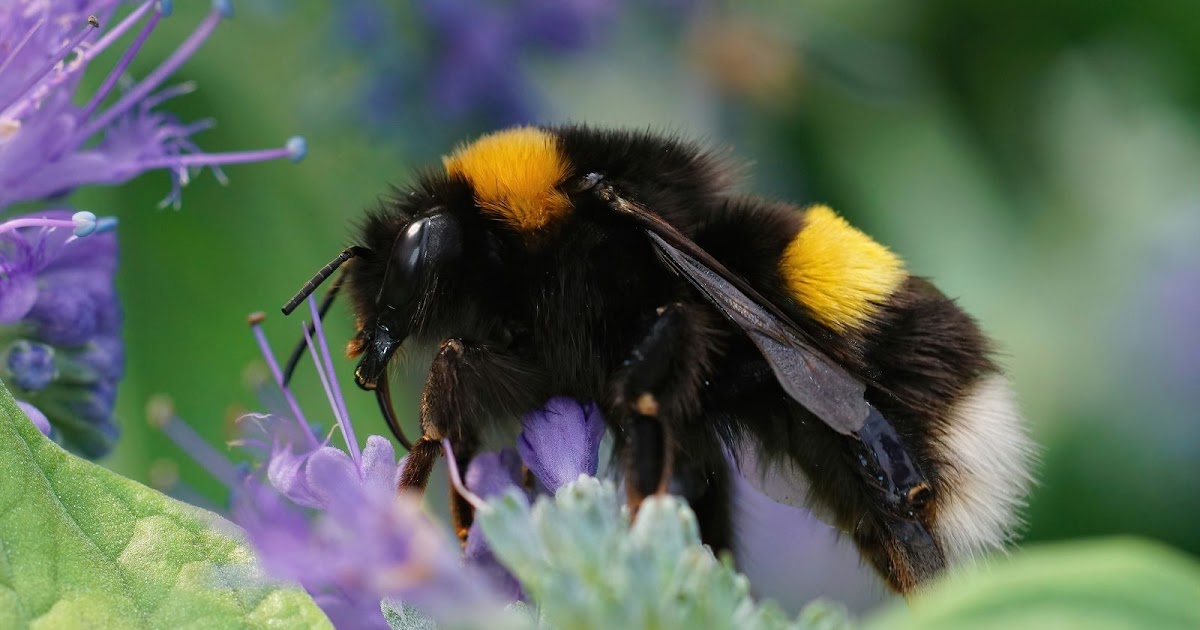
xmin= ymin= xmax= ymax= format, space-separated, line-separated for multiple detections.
xmin=442 ymin=126 xmax=572 ymax=234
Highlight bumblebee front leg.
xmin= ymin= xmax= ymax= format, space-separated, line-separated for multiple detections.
xmin=610 ymin=303 xmax=715 ymax=515
xmin=401 ymin=338 xmax=545 ymax=544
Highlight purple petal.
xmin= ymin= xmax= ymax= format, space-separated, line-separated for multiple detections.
xmin=304 ymin=445 xmax=362 ymax=508
xmin=266 ymin=444 xmax=322 ymax=508
xmin=0 ymin=270 xmax=37 ymax=323
xmin=360 ymin=435 xmax=400 ymax=497
xmin=465 ymin=448 xmax=525 ymax=499
xmin=461 ymin=449 xmax=528 ymax=601
xmin=464 ymin=519 xmax=524 ymax=602
xmin=26 ymin=282 xmax=99 ymax=346
xmin=516 ymin=397 xmax=607 ymax=491
xmin=17 ymin=401 xmax=52 ymax=436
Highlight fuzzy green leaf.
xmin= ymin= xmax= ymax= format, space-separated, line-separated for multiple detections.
xmin=476 ymin=475 xmax=853 ymax=630
xmin=0 ymin=380 xmax=331 ymax=629
xmin=863 ymin=537 xmax=1200 ymax=630
xmin=381 ymin=599 xmax=438 ymax=630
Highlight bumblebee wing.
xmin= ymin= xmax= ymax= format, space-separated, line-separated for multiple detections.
xmin=646 ymin=231 xmax=869 ymax=434
xmin=597 ymin=183 xmax=870 ymax=434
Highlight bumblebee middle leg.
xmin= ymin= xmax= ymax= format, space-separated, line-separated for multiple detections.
xmin=609 ymin=303 xmax=719 ymax=517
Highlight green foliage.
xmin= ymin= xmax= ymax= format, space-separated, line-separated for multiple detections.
xmin=474 ymin=476 xmax=852 ymax=630
xmin=864 ymin=538 xmax=1200 ymax=630
xmin=381 ymin=600 xmax=439 ymax=630
xmin=0 ymin=380 xmax=330 ymax=629
xmin=387 ymin=476 xmax=1200 ymax=630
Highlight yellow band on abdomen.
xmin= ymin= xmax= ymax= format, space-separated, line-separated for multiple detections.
xmin=780 ymin=205 xmax=907 ymax=332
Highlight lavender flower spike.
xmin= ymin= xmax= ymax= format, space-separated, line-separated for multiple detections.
xmin=0 ymin=0 xmax=306 ymax=211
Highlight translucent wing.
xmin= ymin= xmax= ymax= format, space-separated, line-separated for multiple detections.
xmin=597 ymin=183 xmax=871 ymax=435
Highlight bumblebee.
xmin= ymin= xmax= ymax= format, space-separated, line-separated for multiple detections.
xmin=281 ymin=125 xmax=1034 ymax=593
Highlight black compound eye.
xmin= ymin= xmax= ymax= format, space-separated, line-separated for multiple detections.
xmin=377 ymin=212 xmax=462 ymax=308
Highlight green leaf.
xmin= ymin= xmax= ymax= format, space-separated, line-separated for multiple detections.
xmin=0 ymin=380 xmax=331 ymax=629
xmin=863 ymin=537 xmax=1200 ymax=630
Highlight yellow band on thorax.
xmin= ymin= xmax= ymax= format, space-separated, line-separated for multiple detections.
xmin=443 ymin=127 xmax=571 ymax=233
xmin=780 ymin=205 xmax=907 ymax=332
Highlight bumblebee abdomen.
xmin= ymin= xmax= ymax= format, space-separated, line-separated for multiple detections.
xmin=780 ymin=205 xmax=908 ymax=333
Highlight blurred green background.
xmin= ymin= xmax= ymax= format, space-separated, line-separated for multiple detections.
xmin=72 ymin=0 xmax=1199 ymax=614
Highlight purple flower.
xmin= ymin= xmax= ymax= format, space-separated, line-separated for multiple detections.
xmin=156 ymin=299 xmax=506 ymax=629
xmin=0 ymin=0 xmax=306 ymax=211
xmin=517 ymin=396 xmax=607 ymax=492
xmin=463 ymin=449 xmax=527 ymax=601
xmin=1 ymin=0 xmax=307 ymax=455
xmin=17 ymin=400 xmax=52 ymax=436
xmin=461 ymin=396 xmax=609 ymax=599
xmin=1 ymin=211 xmax=122 ymax=457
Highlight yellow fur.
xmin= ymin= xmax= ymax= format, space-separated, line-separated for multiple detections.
xmin=780 ymin=205 xmax=907 ymax=332
xmin=443 ymin=127 xmax=571 ymax=232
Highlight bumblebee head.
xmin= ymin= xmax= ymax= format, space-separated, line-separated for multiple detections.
xmin=349 ymin=211 xmax=465 ymax=390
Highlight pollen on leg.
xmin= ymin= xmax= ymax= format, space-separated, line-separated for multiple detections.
xmin=440 ymin=338 xmax=465 ymax=356
xmin=635 ymin=392 xmax=660 ymax=417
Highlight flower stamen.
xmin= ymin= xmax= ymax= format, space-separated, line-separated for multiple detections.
xmin=0 ymin=211 xmax=113 ymax=237
xmin=72 ymin=1 xmax=225 ymax=145
xmin=0 ymin=18 xmax=45 ymax=77
xmin=85 ymin=1 xmax=160 ymax=63
xmin=247 ymin=312 xmax=318 ymax=448
xmin=0 ymin=16 xmax=99 ymax=115
xmin=79 ymin=4 xmax=165 ymax=122
xmin=147 ymin=394 xmax=242 ymax=487
xmin=136 ymin=136 xmax=309 ymax=171
xmin=300 ymin=296 xmax=361 ymax=467
xmin=443 ymin=438 xmax=489 ymax=513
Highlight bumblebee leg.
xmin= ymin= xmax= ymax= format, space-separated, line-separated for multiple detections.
xmin=418 ymin=338 xmax=547 ymax=546
xmin=398 ymin=436 xmax=442 ymax=491
xmin=447 ymin=440 xmax=478 ymax=545
xmin=610 ymin=303 xmax=716 ymax=517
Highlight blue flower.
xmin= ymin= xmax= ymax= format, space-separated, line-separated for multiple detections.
xmin=1 ymin=0 xmax=306 ymax=453
xmin=0 ymin=211 xmax=121 ymax=457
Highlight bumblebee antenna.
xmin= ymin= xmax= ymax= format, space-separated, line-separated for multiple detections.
xmin=281 ymin=246 xmax=365 ymax=316
xmin=281 ymin=271 xmax=346 ymax=387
